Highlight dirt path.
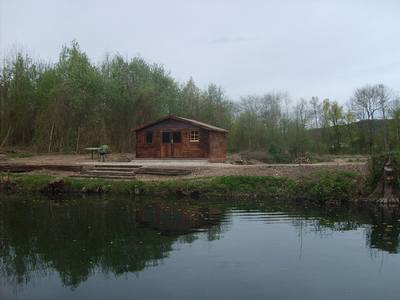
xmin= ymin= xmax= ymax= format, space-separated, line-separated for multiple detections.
xmin=1 ymin=154 xmax=368 ymax=181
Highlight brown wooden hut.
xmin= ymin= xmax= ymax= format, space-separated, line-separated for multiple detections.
xmin=134 ymin=116 xmax=228 ymax=162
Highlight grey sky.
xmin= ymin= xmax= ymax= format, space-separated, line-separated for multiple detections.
xmin=1 ymin=0 xmax=399 ymax=103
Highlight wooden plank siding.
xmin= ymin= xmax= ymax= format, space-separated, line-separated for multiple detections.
xmin=208 ymin=131 xmax=227 ymax=162
xmin=135 ymin=116 xmax=227 ymax=162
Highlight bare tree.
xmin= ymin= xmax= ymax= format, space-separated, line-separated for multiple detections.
xmin=351 ymin=85 xmax=381 ymax=120
xmin=309 ymin=96 xmax=321 ymax=128
xmin=295 ymin=98 xmax=310 ymax=128
xmin=376 ymin=84 xmax=394 ymax=150
xmin=351 ymin=84 xmax=384 ymax=152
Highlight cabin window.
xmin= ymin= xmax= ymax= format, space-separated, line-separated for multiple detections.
xmin=190 ymin=130 xmax=199 ymax=142
xmin=173 ymin=132 xmax=181 ymax=143
xmin=146 ymin=131 xmax=153 ymax=144
xmin=162 ymin=132 xmax=170 ymax=143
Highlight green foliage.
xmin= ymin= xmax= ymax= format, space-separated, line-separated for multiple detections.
xmin=210 ymin=176 xmax=294 ymax=195
xmin=268 ymin=144 xmax=292 ymax=163
xmin=10 ymin=174 xmax=54 ymax=190
xmin=3 ymin=172 xmax=361 ymax=203
xmin=0 ymin=42 xmax=233 ymax=153
xmin=1 ymin=41 xmax=397 ymax=157
xmin=296 ymin=171 xmax=360 ymax=203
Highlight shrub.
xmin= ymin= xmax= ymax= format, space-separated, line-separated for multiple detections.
xmin=296 ymin=171 xmax=360 ymax=203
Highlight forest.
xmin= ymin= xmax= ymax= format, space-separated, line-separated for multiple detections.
xmin=1 ymin=41 xmax=399 ymax=162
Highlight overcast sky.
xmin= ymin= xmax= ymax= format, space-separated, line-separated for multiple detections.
xmin=1 ymin=0 xmax=399 ymax=102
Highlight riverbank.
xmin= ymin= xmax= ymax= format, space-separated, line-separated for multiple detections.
xmin=0 ymin=171 xmax=365 ymax=203
xmin=0 ymin=153 xmax=367 ymax=180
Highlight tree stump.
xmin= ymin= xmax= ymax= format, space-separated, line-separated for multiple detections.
xmin=372 ymin=158 xmax=399 ymax=204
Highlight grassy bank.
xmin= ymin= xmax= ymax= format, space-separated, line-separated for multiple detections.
xmin=0 ymin=171 xmax=363 ymax=203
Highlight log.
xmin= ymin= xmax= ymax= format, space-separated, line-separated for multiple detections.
xmin=0 ymin=163 xmax=82 ymax=173
xmin=135 ymin=168 xmax=192 ymax=176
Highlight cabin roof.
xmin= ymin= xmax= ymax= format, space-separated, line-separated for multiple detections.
xmin=133 ymin=115 xmax=228 ymax=133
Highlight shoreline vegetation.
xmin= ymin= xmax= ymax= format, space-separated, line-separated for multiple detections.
xmin=0 ymin=171 xmax=365 ymax=204
xmin=1 ymin=152 xmax=398 ymax=204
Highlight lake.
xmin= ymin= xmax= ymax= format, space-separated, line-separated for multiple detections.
xmin=0 ymin=194 xmax=399 ymax=300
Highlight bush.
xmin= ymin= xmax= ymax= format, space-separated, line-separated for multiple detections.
xmin=2 ymin=173 xmax=362 ymax=203
xmin=296 ymin=171 xmax=360 ymax=203
xmin=268 ymin=144 xmax=292 ymax=163
xmin=239 ymin=151 xmax=273 ymax=163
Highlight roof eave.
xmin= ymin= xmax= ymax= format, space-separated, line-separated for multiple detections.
xmin=132 ymin=115 xmax=228 ymax=133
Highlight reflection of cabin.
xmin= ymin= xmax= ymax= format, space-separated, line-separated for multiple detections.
xmin=134 ymin=115 xmax=228 ymax=162
xmin=135 ymin=203 xmax=223 ymax=234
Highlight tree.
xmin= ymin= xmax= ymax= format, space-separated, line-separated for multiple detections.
xmin=320 ymin=99 xmax=344 ymax=153
xmin=309 ymin=96 xmax=321 ymax=128
xmin=375 ymin=84 xmax=393 ymax=150
xmin=351 ymin=84 xmax=384 ymax=153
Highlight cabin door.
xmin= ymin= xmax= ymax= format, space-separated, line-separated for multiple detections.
xmin=161 ymin=131 xmax=172 ymax=157
xmin=161 ymin=131 xmax=182 ymax=158
xmin=171 ymin=131 xmax=182 ymax=158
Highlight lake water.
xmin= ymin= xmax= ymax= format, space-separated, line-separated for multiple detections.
xmin=0 ymin=195 xmax=400 ymax=300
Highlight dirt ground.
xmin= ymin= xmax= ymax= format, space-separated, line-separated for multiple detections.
xmin=2 ymin=153 xmax=135 ymax=165
xmin=0 ymin=153 xmax=369 ymax=181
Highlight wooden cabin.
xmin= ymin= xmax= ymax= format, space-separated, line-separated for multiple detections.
xmin=134 ymin=116 xmax=228 ymax=162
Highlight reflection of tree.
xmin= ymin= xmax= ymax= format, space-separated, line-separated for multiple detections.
xmin=365 ymin=206 xmax=400 ymax=253
xmin=2 ymin=195 xmax=399 ymax=290
xmin=0 ymin=196 xmax=225 ymax=288
xmin=232 ymin=200 xmax=400 ymax=254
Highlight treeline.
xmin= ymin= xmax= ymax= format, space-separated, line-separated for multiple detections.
xmin=0 ymin=42 xmax=233 ymax=153
xmin=233 ymin=86 xmax=400 ymax=160
xmin=0 ymin=42 xmax=399 ymax=160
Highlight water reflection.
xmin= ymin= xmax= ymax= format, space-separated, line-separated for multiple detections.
xmin=0 ymin=195 xmax=400 ymax=292
xmin=0 ymin=196 xmax=225 ymax=288
xmin=366 ymin=205 xmax=400 ymax=253
xmin=136 ymin=202 xmax=225 ymax=235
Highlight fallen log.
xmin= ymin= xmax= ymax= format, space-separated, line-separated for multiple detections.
xmin=0 ymin=163 xmax=82 ymax=173
xmin=135 ymin=167 xmax=192 ymax=176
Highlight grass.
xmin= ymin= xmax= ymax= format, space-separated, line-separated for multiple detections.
xmin=1 ymin=171 xmax=363 ymax=203
xmin=294 ymin=171 xmax=361 ymax=203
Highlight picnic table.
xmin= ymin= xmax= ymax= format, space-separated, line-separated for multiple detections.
xmin=84 ymin=147 xmax=100 ymax=160
xmin=84 ymin=145 xmax=111 ymax=161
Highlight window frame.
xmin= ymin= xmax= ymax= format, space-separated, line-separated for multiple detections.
xmin=162 ymin=131 xmax=171 ymax=144
xmin=173 ymin=131 xmax=182 ymax=143
xmin=146 ymin=131 xmax=153 ymax=144
xmin=190 ymin=130 xmax=200 ymax=142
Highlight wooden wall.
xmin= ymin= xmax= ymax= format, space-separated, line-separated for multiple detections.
xmin=135 ymin=119 xmax=211 ymax=159
xmin=135 ymin=130 xmax=162 ymax=158
xmin=208 ymin=131 xmax=227 ymax=162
